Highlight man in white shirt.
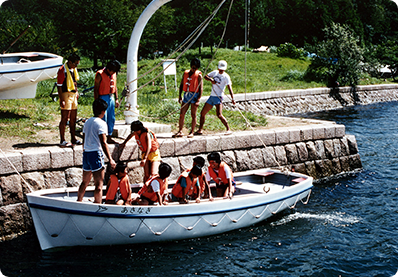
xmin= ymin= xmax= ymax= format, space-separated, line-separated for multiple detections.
xmin=77 ymin=98 xmax=116 ymax=203
xmin=194 ymin=60 xmax=236 ymax=136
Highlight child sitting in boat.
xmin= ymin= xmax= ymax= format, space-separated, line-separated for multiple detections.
xmin=171 ymin=165 xmax=202 ymax=204
xmin=105 ymin=162 xmax=132 ymax=205
xmin=206 ymin=152 xmax=235 ymax=198
xmin=192 ymin=156 xmax=213 ymax=201
xmin=120 ymin=120 xmax=161 ymax=183
xmin=131 ymin=162 xmax=172 ymax=206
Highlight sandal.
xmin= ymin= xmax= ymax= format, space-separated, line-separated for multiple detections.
xmin=60 ymin=141 xmax=72 ymax=147
xmin=172 ymin=131 xmax=184 ymax=138
xmin=72 ymin=140 xmax=82 ymax=145
xmin=193 ymin=131 xmax=203 ymax=136
xmin=187 ymin=133 xmax=194 ymax=138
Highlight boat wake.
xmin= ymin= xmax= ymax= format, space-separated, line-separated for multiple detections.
xmin=270 ymin=212 xmax=361 ymax=227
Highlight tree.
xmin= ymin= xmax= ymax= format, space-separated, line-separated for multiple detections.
xmin=307 ymin=22 xmax=364 ymax=87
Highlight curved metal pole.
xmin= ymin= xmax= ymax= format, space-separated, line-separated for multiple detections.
xmin=125 ymin=0 xmax=173 ymax=124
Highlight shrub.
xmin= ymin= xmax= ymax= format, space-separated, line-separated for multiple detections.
xmin=277 ymin=43 xmax=305 ymax=59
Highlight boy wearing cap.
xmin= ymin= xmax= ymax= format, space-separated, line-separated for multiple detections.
xmin=194 ymin=60 xmax=235 ymax=136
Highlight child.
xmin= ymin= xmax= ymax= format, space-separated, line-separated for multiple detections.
xmin=206 ymin=152 xmax=235 ymax=198
xmin=105 ymin=162 xmax=132 ymax=205
xmin=171 ymin=165 xmax=202 ymax=204
xmin=120 ymin=120 xmax=161 ymax=183
xmin=77 ymin=98 xmax=116 ymax=203
xmin=132 ymin=162 xmax=172 ymax=206
xmin=193 ymin=156 xmax=213 ymax=201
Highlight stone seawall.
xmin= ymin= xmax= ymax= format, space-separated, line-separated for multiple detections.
xmin=220 ymin=84 xmax=398 ymax=115
xmin=0 ymin=120 xmax=362 ymax=240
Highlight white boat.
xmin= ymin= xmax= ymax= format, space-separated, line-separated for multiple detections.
xmin=27 ymin=168 xmax=313 ymax=250
xmin=0 ymin=52 xmax=63 ymax=100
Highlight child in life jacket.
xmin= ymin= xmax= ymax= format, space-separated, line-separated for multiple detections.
xmin=105 ymin=162 xmax=132 ymax=205
xmin=206 ymin=152 xmax=235 ymax=198
xmin=192 ymin=156 xmax=213 ymax=201
xmin=132 ymin=162 xmax=172 ymax=206
xmin=120 ymin=120 xmax=161 ymax=183
xmin=171 ymin=165 xmax=202 ymax=204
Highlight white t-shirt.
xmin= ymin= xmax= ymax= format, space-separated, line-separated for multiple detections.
xmin=207 ymin=70 xmax=232 ymax=97
xmin=150 ymin=179 xmax=160 ymax=192
xmin=83 ymin=117 xmax=108 ymax=152
xmin=205 ymin=164 xmax=232 ymax=182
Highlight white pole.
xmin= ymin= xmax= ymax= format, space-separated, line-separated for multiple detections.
xmin=125 ymin=0 xmax=173 ymax=124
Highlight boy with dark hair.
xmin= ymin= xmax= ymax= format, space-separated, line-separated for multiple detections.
xmin=173 ymin=58 xmax=203 ymax=138
xmin=171 ymin=165 xmax=202 ymax=204
xmin=57 ymin=53 xmax=81 ymax=147
xmin=105 ymin=161 xmax=131 ymax=205
xmin=94 ymin=59 xmax=121 ymax=144
xmin=193 ymin=156 xmax=213 ymax=201
xmin=77 ymin=98 xmax=116 ymax=203
xmin=206 ymin=152 xmax=235 ymax=198
xmin=132 ymin=162 xmax=172 ymax=206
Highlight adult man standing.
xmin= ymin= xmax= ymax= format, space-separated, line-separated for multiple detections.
xmin=57 ymin=53 xmax=81 ymax=147
xmin=94 ymin=60 xmax=121 ymax=144
xmin=194 ymin=60 xmax=235 ymax=136
xmin=77 ymin=98 xmax=116 ymax=203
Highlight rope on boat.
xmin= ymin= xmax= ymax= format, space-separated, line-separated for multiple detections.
xmin=0 ymin=68 xmax=56 ymax=82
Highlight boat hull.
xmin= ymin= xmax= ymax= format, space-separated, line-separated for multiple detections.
xmin=0 ymin=52 xmax=63 ymax=100
xmin=27 ymin=169 xmax=313 ymax=250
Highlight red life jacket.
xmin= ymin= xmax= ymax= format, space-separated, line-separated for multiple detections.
xmin=134 ymin=130 xmax=159 ymax=153
xmin=182 ymin=70 xmax=201 ymax=93
xmin=138 ymin=175 xmax=167 ymax=202
xmin=172 ymin=170 xmax=199 ymax=198
xmin=208 ymin=162 xmax=234 ymax=185
xmin=96 ymin=69 xmax=117 ymax=96
xmin=105 ymin=175 xmax=130 ymax=201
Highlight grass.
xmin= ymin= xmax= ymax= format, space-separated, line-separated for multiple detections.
xmin=0 ymin=47 xmax=393 ymax=142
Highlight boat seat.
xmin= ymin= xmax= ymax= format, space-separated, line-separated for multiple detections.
xmin=254 ymin=171 xmax=274 ymax=183
xmin=292 ymin=177 xmax=306 ymax=183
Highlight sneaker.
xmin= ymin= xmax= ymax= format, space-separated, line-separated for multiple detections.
xmin=72 ymin=140 xmax=82 ymax=145
xmin=60 ymin=141 xmax=72 ymax=147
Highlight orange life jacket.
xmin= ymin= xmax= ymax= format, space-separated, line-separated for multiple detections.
xmin=105 ymin=175 xmax=130 ymax=201
xmin=96 ymin=69 xmax=117 ymax=96
xmin=134 ymin=130 xmax=159 ymax=153
xmin=138 ymin=175 xmax=167 ymax=202
xmin=208 ymin=162 xmax=234 ymax=185
xmin=182 ymin=70 xmax=201 ymax=92
xmin=172 ymin=170 xmax=199 ymax=199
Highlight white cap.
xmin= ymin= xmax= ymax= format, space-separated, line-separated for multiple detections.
xmin=218 ymin=60 xmax=227 ymax=70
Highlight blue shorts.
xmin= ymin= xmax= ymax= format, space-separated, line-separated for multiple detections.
xmin=83 ymin=151 xmax=104 ymax=172
xmin=182 ymin=92 xmax=199 ymax=104
xmin=206 ymin=96 xmax=222 ymax=106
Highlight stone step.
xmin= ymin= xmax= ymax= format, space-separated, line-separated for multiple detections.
xmin=112 ymin=120 xmax=172 ymax=139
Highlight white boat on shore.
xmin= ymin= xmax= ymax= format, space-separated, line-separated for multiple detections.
xmin=0 ymin=52 xmax=63 ymax=100
xmin=27 ymin=168 xmax=313 ymax=251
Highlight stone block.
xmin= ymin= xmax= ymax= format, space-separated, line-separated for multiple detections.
xmin=188 ymin=137 xmax=207 ymax=154
xmin=275 ymin=129 xmax=290 ymax=145
xmin=235 ymin=132 xmax=255 ymax=149
xmin=306 ymin=141 xmax=317 ymax=160
xmin=119 ymin=142 xmax=139 ymax=161
xmin=73 ymin=146 xmax=83 ymax=166
xmin=221 ymin=134 xmax=236 ymax=151
xmin=161 ymin=157 xmax=180 ymax=182
xmin=296 ymin=142 xmax=308 ymax=162
xmin=127 ymin=161 xmax=144 ymax=185
xmin=324 ymin=139 xmax=336 ymax=159
xmin=289 ymin=128 xmax=301 ymax=143
xmin=315 ymin=140 xmax=326 ymax=159
xmin=65 ymin=167 xmax=83 ymax=187
xmin=235 ymin=150 xmax=251 ymax=171
xmin=324 ymin=125 xmax=336 ymax=139
xmin=174 ymin=138 xmax=191 ymax=156
xmin=291 ymin=163 xmax=306 ymax=174
xmin=340 ymin=137 xmax=350 ymax=156
xmin=0 ymin=152 xmax=22 ymax=175
xmin=259 ymin=130 xmax=276 ymax=146
xmin=0 ymin=203 xmax=32 ymax=238
xmin=333 ymin=139 xmax=342 ymax=157
xmin=335 ymin=124 xmax=345 ymax=138
xmin=221 ymin=151 xmax=237 ymax=172
xmin=206 ymin=136 xmax=222 ymax=153
xmin=346 ymin=135 xmax=359 ymax=154
xmin=274 ymin=145 xmax=288 ymax=165
xmin=21 ymin=172 xmax=45 ymax=192
xmin=285 ymin=144 xmax=299 ymax=164
xmin=179 ymin=156 xmax=194 ymax=171
xmin=262 ymin=147 xmax=277 ymax=168
xmin=349 ymin=154 xmax=362 ymax=169
xmin=305 ymin=161 xmax=318 ymax=179
xmin=44 ymin=171 xmax=67 ymax=189
xmin=21 ymin=148 xmax=50 ymax=172
xmin=331 ymin=158 xmax=342 ymax=175
xmin=313 ymin=126 xmax=325 ymax=140
xmin=339 ymin=156 xmax=350 ymax=172
xmin=49 ymin=147 xmax=74 ymax=169
xmin=248 ymin=148 xmax=266 ymax=169
xmin=0 ymin=175 xmax=23 ymax=205
xmin=300 ymin=126 xmax=313 ymax=141
xmin=158 ymin=139 xmax=174 ymax=158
